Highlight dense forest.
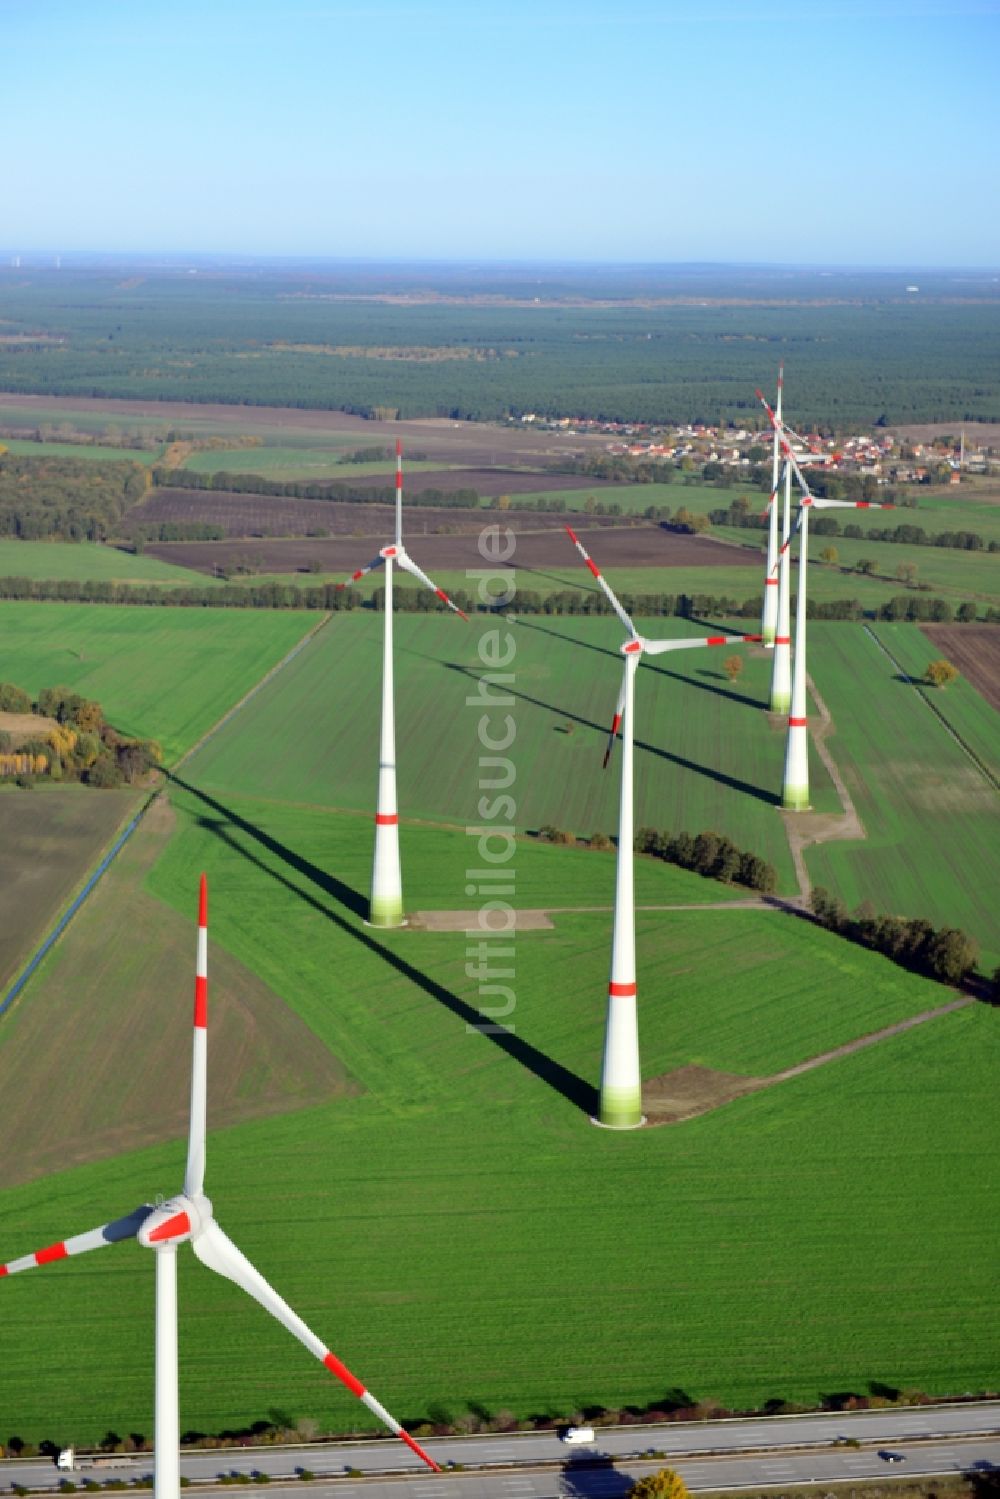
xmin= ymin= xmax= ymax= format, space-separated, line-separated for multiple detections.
xmin=0 ymin=267 xmax=997 ymax=427
xmin=0 ymin=453 xmax=148 ymax=539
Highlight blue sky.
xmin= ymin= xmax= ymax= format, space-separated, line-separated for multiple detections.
xmin=3 ymin=0 xmax=998 ymax=265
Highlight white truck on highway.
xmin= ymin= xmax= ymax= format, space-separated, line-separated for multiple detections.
xmin=56 ymin=1449 xmax=136 ymax=1473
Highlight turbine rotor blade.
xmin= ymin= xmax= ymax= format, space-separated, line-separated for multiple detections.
xmin=603 ymin=668 xmax=627 ymax=770
xmin=334 ymin=555 xmax=385 ymax=591
xmin=191 ymin=1220 xmax=439 ymax=1472
xmin=1 ymin=1207 xmax=153 ymax=1276
xmin=184 ymin=874 xmax=208 ymax=1201
xmin=395 ymin=550 xmax=469 ymax=620
xmin=564 ymin=526 xmax=636 ymax=637
xmin=643 ymin=632 xmax=762 ymax=656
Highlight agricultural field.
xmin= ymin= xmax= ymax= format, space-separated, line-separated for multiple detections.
xmin=182 ymin=446 xmax=448 ymax=480
xmin=0 ymin=538 xmax=211 ymax=585
xmin=184 ymin=610 xmax=842 ymax=892
xmin=0 ymin=603 xmax=321 ymax=761
xmin=0 ymin=438 xmax=165 ymax=464
xmin=870 ymin=622 xmax=1000 ymax=782
xmin=803 ymin=624 xmax=1000 ymax=968
xmin=0 ymin=786 xmax=138 ymax=995
xmin=0 ymin=775 xmax=993 ymax=1440
xmin=922 ymin=623 xmax=1000 ymax=713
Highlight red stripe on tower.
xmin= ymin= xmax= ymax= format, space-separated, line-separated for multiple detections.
xmin=323 ymin=1351 xmax=365 ymax=1399
xmin=609 ymin=981 xmax=637 ymax=997
xmin=789 ymin=716 xmax=808 ymax=727
xmin=765 ymin=577 xmax=779 ymax=585
xmin=375 ymin=813 xmax=399 ymax=826
xmin=35 ymin=1243 xmax=68 ymax=1266
xmin=194 ymin=976 xmax=208 ymax=1030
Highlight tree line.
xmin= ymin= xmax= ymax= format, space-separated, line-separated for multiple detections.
xmin=152 ymin=467 xmax=482 ymax=510
xmin=712 ymin=499 xmax=997 ymax=554
xmin=810 ymin=887 xmax=980 ymax=986
xmin=0 ymin=571 xmax=996 ymax=625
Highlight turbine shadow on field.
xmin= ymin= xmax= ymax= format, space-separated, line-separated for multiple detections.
xmin=440 ymin=663 xmax=776 ymax=806
xmin=513 ymin=616 xmax=768 ymax=710
xmin=167 ymin=773 xmax=368 ymax=919
xmin=172 ymin=786 xmax=597 ymax=1116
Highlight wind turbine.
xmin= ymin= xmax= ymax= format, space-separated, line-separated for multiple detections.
xmin=755 ymin=391 xmax=894 ymax=810
xmin=336 ymin=441 xmax=468 ymax=927
xmin=0 ymin=878 xmax=440 ymax=1489
xmin=761 ymin=364 xmax=784 ymax=649
xmin=565 ymin=526 xmax=761 ymax=1129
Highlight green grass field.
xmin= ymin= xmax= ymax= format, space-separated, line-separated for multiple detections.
xmin=0 ymin=774 xmax=992 ymax=1442
xmin=185 ymin=611 xmax=841 ymax=892
xmin=804 ymin=624 xmax=1000 ymax=968
xmin=0 ymin=438 xmax=164 ymax=465
xmin=0 ymin=603 xmax=321 ymax=761
xmin=865 ymin=621 xmax=1000 ymax=784
xmin=0 ymin=592 xmax=996 ymax=1445
xmin=0 ymin=539 xmax=212 ymax=585
xmin=183 ymin=446 xmax=447 ymax=479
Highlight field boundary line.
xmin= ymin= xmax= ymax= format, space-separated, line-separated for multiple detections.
xmin=0 ymin=790 xmax=152 ymax=1021
xmin=1 ymin=613 xmax=333 ymax=1022
xmin=173 ymin=610 xmax=331 ymax=771
xmin=863 ymin=624 xmax=1000 ymax=793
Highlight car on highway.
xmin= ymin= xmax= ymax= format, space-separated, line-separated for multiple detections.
xmin=878 ymin=1450 xmax=906 ymax=1463
xmin=561 ymin=1426 xmax=596 ymax=1445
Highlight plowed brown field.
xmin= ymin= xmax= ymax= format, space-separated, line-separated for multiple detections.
xmin=143 ymin=525 xmax=754 ymax=577
xmin=922 ymin=624 xmax=1000 ymax=710
xmin=126 ymin=488 xmax=637 ymax=540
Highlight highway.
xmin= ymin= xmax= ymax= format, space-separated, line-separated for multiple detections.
xmin=2 ymin=1404 xmax=996 ymax=1494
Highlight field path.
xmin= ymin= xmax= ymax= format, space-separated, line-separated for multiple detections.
xmin=780 ymin=671 xmax=866 ymax=902
xmin=645 ymin=993 xmax=972 ymax=1124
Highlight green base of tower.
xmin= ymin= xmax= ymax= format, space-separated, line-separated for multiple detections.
xmin=597 ymin=1087 xmax=644 ymax=1130
xmin=770 ymin=693 xmax=791 ymax=716
xmin=367 ymin=894 xmax=405 ymax=928
xmin=782 ymin=784 xmax=811 ymax=812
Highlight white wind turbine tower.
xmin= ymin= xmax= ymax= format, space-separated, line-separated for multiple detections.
xmin=761 ymin=364 xmax=784 ymax=649
xmin=337 ymin=441 xmax=467 ymax=927
xmin=756 ymin=391 xmax=894 ymax=811
xmin=565 ymin=526 xmax=762 ymax=1129
xmin=0 ymin=878 xmax=441 ymax=1488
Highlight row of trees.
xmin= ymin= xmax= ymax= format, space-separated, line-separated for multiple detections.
xmin=0 ymin=571 xmax=995 ymax=626
xmin=152 ymin=467 xmax=483 ymax=510
xmin=635 ymin=827 xmax=778 ymax=893
xmin=810 ymin=887 xmax=979 ymax=984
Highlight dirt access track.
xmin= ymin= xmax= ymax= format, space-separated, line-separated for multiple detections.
xmin=144 ymin=524 xmax=759 ymax=578
xmin=0 ymin=392 xmax=613 ymax=467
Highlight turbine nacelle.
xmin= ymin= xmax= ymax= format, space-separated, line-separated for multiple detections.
xmin=138 ymin=1195 xmax=212 ymax=1250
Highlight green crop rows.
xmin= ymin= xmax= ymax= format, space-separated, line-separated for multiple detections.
xmin=0 ymin=602 xmax=320 ymax=762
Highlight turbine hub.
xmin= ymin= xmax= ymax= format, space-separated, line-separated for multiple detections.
xmin=622 ymin=639 xmax=643 ymax=656
xmin=380 ymin=545 xmax=399 ymax=559
xmin=138 ymin=1194 xmax=211 ymax=1249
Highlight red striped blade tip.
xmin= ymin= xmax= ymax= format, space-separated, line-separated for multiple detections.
xmin=395 ymin=438 xmax=402 ymax=457
xmin=564 ymin=524 xmax=580 ymax=543
xmin=198 ymin=874 xmax=207 ymax=928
